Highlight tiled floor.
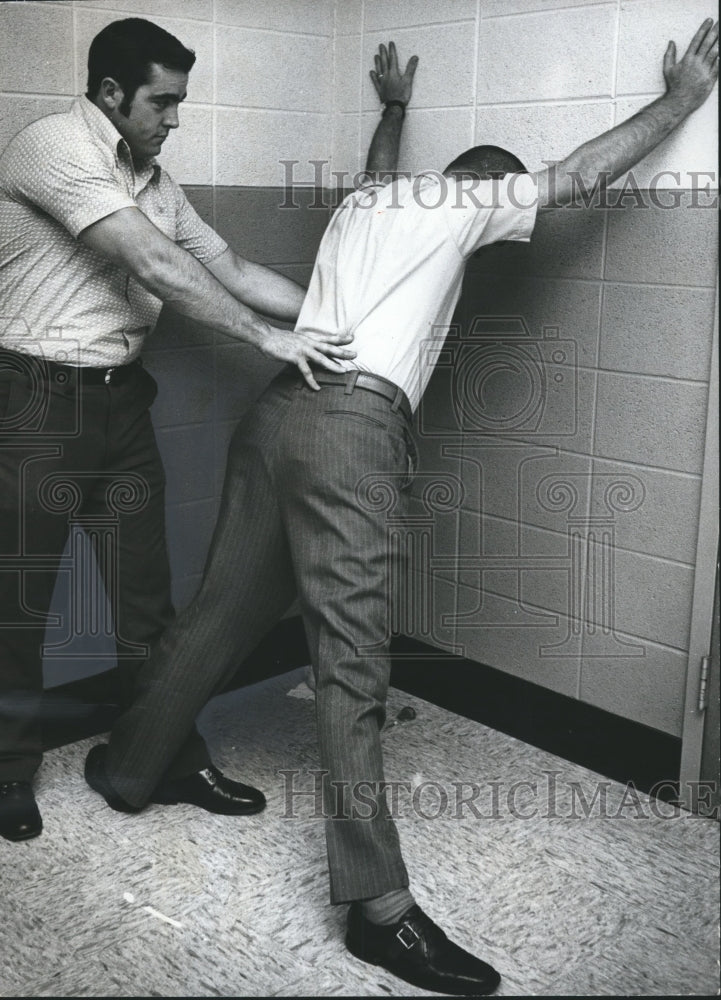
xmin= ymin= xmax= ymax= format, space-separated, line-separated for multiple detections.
xmin=1 ymin=668 xmax=719 ymax=997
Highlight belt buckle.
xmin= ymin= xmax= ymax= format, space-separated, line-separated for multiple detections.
xmin=104 ymin=367 xmax=115 ymax=384
xmin=396 ymin=922 xmax=421 ymax=950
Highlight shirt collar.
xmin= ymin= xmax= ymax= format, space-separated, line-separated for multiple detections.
xmin=73 ymin=96 xmax=160 ymax=189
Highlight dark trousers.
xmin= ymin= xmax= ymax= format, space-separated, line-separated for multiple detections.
xmin=103 ymin=368 xmax=416 ymax=903
xmin=0 ymin=350 xmax=209 ymax=782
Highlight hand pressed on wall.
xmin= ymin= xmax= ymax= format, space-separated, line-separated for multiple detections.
xmin=663 ymin=18 xmax=719 ymax=112
xmin=370 ymin=41 xmax=419 ymax=108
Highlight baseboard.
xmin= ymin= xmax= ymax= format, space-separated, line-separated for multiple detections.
xmin=42 ymin=615 xmax=680 ymax=800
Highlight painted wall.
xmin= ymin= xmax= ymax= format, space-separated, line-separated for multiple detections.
xmin=0 ymin=1 xmax=717 ymax=737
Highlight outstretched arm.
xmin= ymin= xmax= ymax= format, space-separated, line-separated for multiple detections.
xmin=80 ymin=209 xmax=354 ymax=389
xmin=206 ymin=249 xmax=305 ymax=323
xmin=365 ymin=41 xmax=419 ymax=180
xmin=535 ymin=18 xmax=718 ymax=207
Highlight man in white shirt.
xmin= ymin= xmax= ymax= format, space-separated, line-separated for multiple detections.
xmin=85 ymin=22 xmax=717 ymax=997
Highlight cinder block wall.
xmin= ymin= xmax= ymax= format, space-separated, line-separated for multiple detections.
xmin=330 ymin=0 xmax=717 ymax=738
xmin=1 ymin=1 xmax=717 ymax=737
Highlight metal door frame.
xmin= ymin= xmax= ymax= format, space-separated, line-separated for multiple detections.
xmin=679 ymin=277 xmax=719 ymax=814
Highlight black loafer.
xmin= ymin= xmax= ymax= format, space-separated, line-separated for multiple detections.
xmin=346 ymin=903 xmax=501 ymax=996
xmin=85 ymin=744 xmax=142 ymax=814
xmin=0 ymin=781 xmax=43 ymax=842
xmin=86 ymin=744 xmax=266 ymax=816
xmin=150 ymin=766 xmax=266 ymax=816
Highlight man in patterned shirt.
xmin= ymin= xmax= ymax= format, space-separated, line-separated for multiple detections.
xmin=0 ymin=17 xmax=356 ymax=842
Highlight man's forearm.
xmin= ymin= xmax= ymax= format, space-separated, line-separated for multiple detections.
xmin=80 ymin=208 xmax=272 ymax=348
xmin=538 ymin=93 xmax=691 ymax=207
xmin=206 ymin=251 xmax=305 ymax=322
xmin=365 ymin=105 xmax=406 ymax=176
xmin=537 ymin=18 xmax=718 ymax=208
xmin=139 ymin=240 xmax=272 ymax=346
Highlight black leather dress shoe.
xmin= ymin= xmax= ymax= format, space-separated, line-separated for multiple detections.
xmin=150 ymin=766 xmax=266 ymax=815
xmin=0 ymin=781 xmax=43 ymax=842
xmin=85 ymin=743 xmax=266 ymax=816
xmin=85 ymin=744 xmax=142 ymax=814
xmin=346 ymin=903 xmax=501 ymax=996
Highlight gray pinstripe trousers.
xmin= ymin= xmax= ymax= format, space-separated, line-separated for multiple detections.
xmin=104 ymin=367 xmax=415 ymax=903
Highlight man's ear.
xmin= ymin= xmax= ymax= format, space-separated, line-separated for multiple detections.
xmin=98 ymin=76 xmax=124 ymax=114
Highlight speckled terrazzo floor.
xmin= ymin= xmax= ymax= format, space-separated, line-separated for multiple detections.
xmin=1 ymin=668 xmax=719 ymax=997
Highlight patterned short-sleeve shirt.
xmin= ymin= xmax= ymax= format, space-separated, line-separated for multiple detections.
xmin=0 ymin=96 xmax=227 ymax=366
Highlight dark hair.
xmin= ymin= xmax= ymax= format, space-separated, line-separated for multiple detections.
xmin=86 ymin=18 xmax=196 ymax=115
xmin=443 ymin=144 xmax=527 ymax=179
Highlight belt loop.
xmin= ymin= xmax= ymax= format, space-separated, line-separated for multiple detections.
xmin=390 ymin=386 xmax=403 ymax=413
xmin=344 ymin=370 xmax=359 ymax=395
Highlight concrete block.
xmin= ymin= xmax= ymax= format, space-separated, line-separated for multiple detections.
xmin=590 ymin=457 xmax=702 ymax=565
xmin=155 ymin=422 xmax=216 ymax=504
xmin=158 ymin=105 xmax=212 ymax=185
xmin=0 ymin=2 xmax=74 ymax=94
xmin=455 ymin=271 xmax=602 ymax=367
xmin=468 ymin=203 xmax=606 ymax=281
xmin=579 ymin=638 xmax=687 ymax=736
xmin=171 ymin=573 xmax=203 ymax=611
xmin=594 ymin=372 xmax=708 ymax=474
xmin=215 ymin=0 xmax=333 ymax=35
xmin=478 ymin=5 xmax=616 ymax=103
xmin=143 ymin=346 xmax=215 ymax=428
xmin=583 ymin=541 xmax=694 ymax=651
xmin=600 ymin=283 xmax=715 ymax=381
xmin=483 ymin=0 xmax=608 ymax=14
xmin=458 ymin=510 xmax=580 ymax=619
xmin=335 ymin=0 xmax=363 ymax=35
xmin=213 ymin=186 xmax=331 ymax=264
xmin=75 ymin=8 xmax=213 ymax=103
xmin=0 ymin=96 xmax=72 ymax=157
xmin=80 ymin=0 xmax=212 ymax=20
xmin=331 ymin=113 xmax=362 ymax=178
xmin=216 ymin=26 xmax=331 ymax=112
xmin=182 ymin=185 xmax=214 ymax=226
xmin=364 ymin=0 xmax=478 ymax=30
xmin=401 ymin=572 xmax=459 ymax=654
xmin=363 ymin=23 xmax=476 ymax=110
xmin=146 ymin=304 xmax=216 ymax=352
xmin=361 ymin=107 xmax=475 ymax=175
xmin=215 ymin=108 xmax=329 ymax=186
xmin=604 ymin=193 xmax=719 ymax=287
xmin=611 ymin=95 xmax=718 ymax=190
xmin=457 ymin=442 xmax=593 ymax=533
xmin=473 ymin=101 xmax=614 ymax=173
xmin=416 ymin=338 xmax=597 ymax=458
xmin=334 ymin=34 xmax=363 ymax=112
xmin=617 ymin=0 xmax=716 ymax=95
xmin=455 ymin=581 xmax=581 ymax=695
xmin=214 ymin=342 xmax=284 ymax=425
xmin=166 ymin=498 xmax=218 ymax=585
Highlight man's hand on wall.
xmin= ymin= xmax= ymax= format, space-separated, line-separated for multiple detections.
xmin=370 ymin=41 xmax=419 ymax=108
xmin=663 ymin=18 xmax=718 ymax=113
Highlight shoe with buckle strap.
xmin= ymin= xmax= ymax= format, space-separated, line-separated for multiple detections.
xmin=346 ymin=902 xmax=501 ymax=996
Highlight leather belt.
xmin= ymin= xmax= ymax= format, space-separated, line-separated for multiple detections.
xmin=0 ymin=348 xmax=142 ymax=386
xmin=306 ymin=369 xmax=412 ymax=424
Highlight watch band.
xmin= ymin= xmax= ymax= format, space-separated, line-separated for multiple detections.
xmin=383 ymin=99 xmax=406 ymax=118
